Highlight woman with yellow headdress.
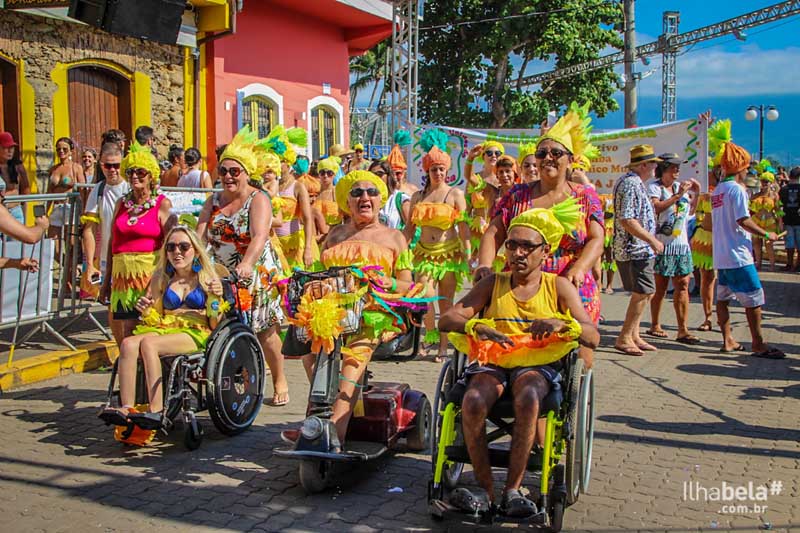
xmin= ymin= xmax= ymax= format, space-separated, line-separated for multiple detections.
xmin=294 ymin=157 xmax=330 ymax=244
xmin=100 ymin=141 xmax=173 ymax=343
xmin=463 ymin=140 xmax=504 ymax=256
xmin=477 ymin=103 xmax=605 ymax=351
xmin=518 ymin=142 xmax=539 ymax=183
xmin=750 ymin=168 xmax=783 ymax=271
xmin=196 ymin=125 xmax=290 ymax=406
xmin=404 ymin=129 xmax=470 ymax=362
xmin=282 ymin=169 xmax=429 ymax=448
xmin=316 ymin=157 xmax=345 ymax=227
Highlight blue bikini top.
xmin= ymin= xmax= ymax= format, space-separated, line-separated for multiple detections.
xmin=163 ymin=284 xmax=207 ymax=311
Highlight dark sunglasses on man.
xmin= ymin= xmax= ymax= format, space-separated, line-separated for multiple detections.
xmin=534 ymin=147 xmax=568 ymax=160
xmin=505 ymin=238 xmax=545 ymax=255
xmin=349 ymin=187 xmax=381 ymax=198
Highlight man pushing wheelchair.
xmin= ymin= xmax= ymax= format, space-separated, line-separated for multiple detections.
xmin=439 ymin=198 xmax=599 ymax=517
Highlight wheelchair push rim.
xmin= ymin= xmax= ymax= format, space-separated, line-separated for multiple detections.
xmin=579 ymin=367 xmax=595 ymax=493
xmin=205 ymin=320 xmax=266 ymax=435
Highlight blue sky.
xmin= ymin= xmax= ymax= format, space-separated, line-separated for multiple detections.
xmin=354 ymin=1 xmax=800 ymax=166
xmin=588 ymin=0 xmax=800 ymax=166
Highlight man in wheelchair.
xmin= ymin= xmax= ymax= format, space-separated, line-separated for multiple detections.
xmin=439 ymin=199 xmax=599 ymax=517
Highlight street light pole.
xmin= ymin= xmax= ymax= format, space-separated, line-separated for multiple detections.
xmin=745 ymin=104 xmax=779 ymax=162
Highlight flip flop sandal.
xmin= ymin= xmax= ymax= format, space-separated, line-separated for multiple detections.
xmin=98 ymin=408 xmax=128 ymax=427
xmin=750 ymin=348 xmax=786 ymax=359
xmin=501 ymin=489 xmax=537 ymax=518
xmin=697 ymin=322 xmax=713 ymax=332
xmin=614 ymin=346 xmax=645 ymax=357
xmin=646 ymin=329 xmax=668 ymax=338
xmin=272 ymin=391 xmax=290 ymax=407
xmin=636 ymin=342 xmax=658 ymax=352
xmin=676 ymin=335 xmax=702 ymax=345
xmin=128 ymin=412 xmax=163 ymax=430
xmin=449 ymin=488 xmax=489 ymax=514
xmin=720 ymin=344 xmax=746 ymax=353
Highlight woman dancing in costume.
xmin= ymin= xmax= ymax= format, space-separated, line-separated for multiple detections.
xmin=404 ymin=130 xmax=470 ymax=362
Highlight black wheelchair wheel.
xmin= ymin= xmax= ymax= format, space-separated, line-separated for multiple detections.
xmin=184 ymin=417 xmax=204 ymax=451
xmin=565 ymin=357 xmax=585 ymax=505
xmin=431 ymin=357 xmax=463 ymax=490
xmin=205 ymin=321 xmax=266 ymax=436
xmin=299 ymin=459 xmax=331 ymax=494
xmin=405 ymin=396 xmax=431 ymax=451
xmin=549 ymin=464 xmax=566 ymax=532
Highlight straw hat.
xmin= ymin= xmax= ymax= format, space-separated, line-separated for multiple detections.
xmin=628 ymin=144 xmax=662 ymax=167
xmin=328 ymin=144 xmax=353 ymax=158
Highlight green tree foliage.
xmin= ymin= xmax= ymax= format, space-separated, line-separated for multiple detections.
xmin=419 ymin=0 xmax=623 ymax=128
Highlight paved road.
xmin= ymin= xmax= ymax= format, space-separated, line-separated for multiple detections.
xmin=0 ymin=271 xmax=798 ymax=532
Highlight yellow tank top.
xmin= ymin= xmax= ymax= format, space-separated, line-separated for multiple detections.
xmin=487 ymin=272 xmax=558 ymax=335
xmin=410 ymin=202 xmax=459 ymax=230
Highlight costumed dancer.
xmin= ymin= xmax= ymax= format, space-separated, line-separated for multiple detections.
xmin=196 ymin=125 xmax=290 ymax=406
xmin=477 ymin=102 xmax=604 ymax=367
xmin=597 ymin=193 xmax=616 ymax=294
xmin=750 ymin=161 xmax=783 ymax=271
xmin=98 ymin=226 xmax=228 ymax=431
xmin=100 ymin=142 xmax=173 ymax=343
xmin=316 ymin=157 xmax=345 ymax=227
xmin=267 ymin=126 xmax=318 ymax=270
xmin=295 ymin=159 xmax=330 ymax=245
xmin=283 ymin=169 xmax=431 ymax=447
xmin=463 ymin=140 xmax=503 ymax=257
xmin=405 ymin=129 xmax=470 ymax=362
xmin=387 ymin=129 xmax=418 ymax=197
xmin=517 ymin=142 xmax=539 ymax=183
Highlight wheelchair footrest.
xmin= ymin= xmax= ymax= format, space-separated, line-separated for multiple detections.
xmin=429 ymin=498 xmax=549 ymax=527
xmin=444 ymin=445 xmax=544 ymax=470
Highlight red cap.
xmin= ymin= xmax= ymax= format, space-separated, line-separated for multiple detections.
xmin=0 ymin=132 xmax=17 ymax=148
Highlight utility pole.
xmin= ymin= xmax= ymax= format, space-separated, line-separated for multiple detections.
xmin=623 ymin=0 xmax=637 ymax=127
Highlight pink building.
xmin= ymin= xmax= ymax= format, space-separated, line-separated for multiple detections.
xmin=203 ymin=0 xmax=392 ymax=163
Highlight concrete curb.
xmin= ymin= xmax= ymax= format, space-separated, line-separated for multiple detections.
xmin=0 ymin=340 xmax=118 ymax=393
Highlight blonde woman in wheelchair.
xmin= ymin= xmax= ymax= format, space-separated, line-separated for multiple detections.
xmin=98 ymin=226 xmax=226 ymax=429
xmin=439 ymin=200 xmax=599 ymax=517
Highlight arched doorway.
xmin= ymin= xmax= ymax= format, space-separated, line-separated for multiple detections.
xmin=68 ymin=65 xmax=132 ymax=152
xmin=0 ymin=57 xmax=20 ymax=143
xmin=311 ymin=105 xmax=339 ymax=161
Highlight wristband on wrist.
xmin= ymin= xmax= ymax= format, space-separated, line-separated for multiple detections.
xmin=764 ymin=231 xmax=771 ymax=240
xmin=466 ymin=158 xmax=474 ymax=164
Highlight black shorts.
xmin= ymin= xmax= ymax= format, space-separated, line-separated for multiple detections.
xmin=463 ymin=361 xmax=562 ymax=391
xmin=617 ymin=258 xmax=656 ymax=295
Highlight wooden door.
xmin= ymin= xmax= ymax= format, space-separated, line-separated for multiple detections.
xmin=68 ymin=66 xmax=131 ymax=152
xmin=0 ymin=58 xmax=20 ymax=144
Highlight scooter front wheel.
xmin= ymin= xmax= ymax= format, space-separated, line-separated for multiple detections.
xmin=299 ymin=459 xmax=331 ymax=493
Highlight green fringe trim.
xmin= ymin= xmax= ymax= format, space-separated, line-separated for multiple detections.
xmin=111 ymin=287 xmax=145 ymax=313
xmin=424 ymin=329 xmax=440 ymax=345
xmin=395 ymin=249 xmax=414 ymax=272
xmin=409 ymin=226 xmax=422 ymax=251
xmin=467 ymin=176 xmax=487 ymax=194
xmin=415 ymin=258 xmax=470 ymax=292
xmin=132 ymin=325 xmax=208 ymax=350
xmin=692 ymin=251 xmax=714 ymax=271
xmin=601 ymin=260 xmax=617 ymax=272
xmin=363 ymin=310 xmax=401 ymax=339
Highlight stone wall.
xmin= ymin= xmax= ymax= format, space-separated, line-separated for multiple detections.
xmin=0 ymin=9 xmax=185 ymax=183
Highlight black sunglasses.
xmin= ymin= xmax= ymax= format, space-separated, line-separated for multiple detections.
xmin=126 ymin=168 xmax=150 ymax=180
xmin=349 ymin=187 xmax=381 ymax=198
xmin=505 ymin=239 xmax=545 ymax=254
xmin=165 ymin=242 xmax=193 ymax=253
xmin=102 ymin=162 xmax=121 ymax=170
xmin=318 ymin=170 xmax=335 ymax=177
xmin=535 ymin=148 xmax=568 ymax=159
xmin=484 ymin=150 xmax=502 ymax=157
xmin=218 ymin=166 xmax=243 ymax=178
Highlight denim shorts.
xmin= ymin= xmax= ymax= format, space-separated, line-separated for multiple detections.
xmin=785 ymin=225 xmax=800 ymax=250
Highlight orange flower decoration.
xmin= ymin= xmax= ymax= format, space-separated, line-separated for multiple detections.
xmin=287 ymin=292 xmax=346 ymax=354
xmin=237 ymin=287 xmax=253 ymax=311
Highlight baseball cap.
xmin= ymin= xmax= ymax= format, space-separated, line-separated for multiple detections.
xmin=0 ymin=132 xmax=17 ymax=148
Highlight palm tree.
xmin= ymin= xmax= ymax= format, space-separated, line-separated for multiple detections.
xmin=349 ymin=42 xmax=389 ymax=113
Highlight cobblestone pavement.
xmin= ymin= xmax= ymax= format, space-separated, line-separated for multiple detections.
xmin=0 ymin=271 xmax=798 ymax=532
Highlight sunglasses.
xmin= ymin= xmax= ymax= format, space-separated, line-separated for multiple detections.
xmin=165 ymin=242 xmax=193 ymax=253
xmin=349 ymin=187 xmax=381 ymax=198
xmin=505 ymin=239 xmax=545 ymax=254
xmin=56 ymin=146 xmax=70 ymax=153
xmin=102 ymin=162 xmax=121 ymax=170
xmin=372 ymin=170 xmax=387 ymax=177
xmin=126 ymin=168 xmax=150 ymax=180
xmin=535 ymin=148 xmax=568 ymax=159
xmin=318 ymin=170 xmax=335 ymax=177
xmin=484 ymin=150 xmax=502 ymax=157
xmin=218 ymin=166 xmax=243 ymax=178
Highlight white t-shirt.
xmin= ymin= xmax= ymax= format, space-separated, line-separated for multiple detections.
xmin=646 ymin=179 xmax=691 ymax=255
xmin=177 ymin=169 xmax=208 ymax=188
xmin=84 ymin=180 xmax=130 ymax=274
xmin=380 ymin=190 xmax=410 ymax=230
xmin=711 ymin=179 xmax=753 ymax=269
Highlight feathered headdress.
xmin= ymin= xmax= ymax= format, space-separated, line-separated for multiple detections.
xmin=518 ymin=142 xmax=537 ymax=164
xmin=707 ymin=119 xmax=731 ymax=168
xmin=393 ymin=129 xmax=412 ymax=147
xmin=259 ymin=125 xmax=308 ymax=165
xmin=508 ymin=197 xmax=581 ymax=247
xmin=121 ymin=141 xmax=160 ymax=182
xmin=756 ymin=158 xmax=776 ymax=176
xmin=567 ymin=102 xmax=600 ymax=169
xmin=538 ymin=102 xmax=598 ymax=165
xmin=420 ymin=128 xmax=451 ymax=172
xmin=219 ymin=125 xmax=260 ymax=177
